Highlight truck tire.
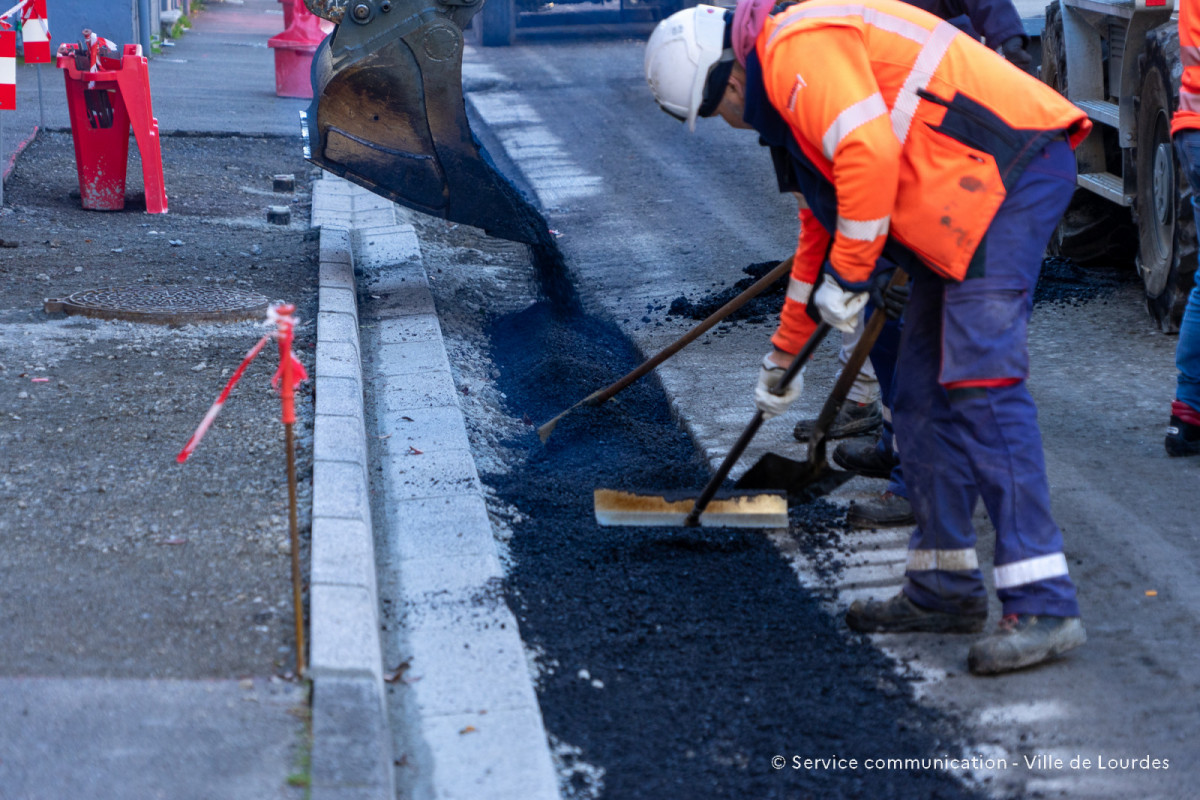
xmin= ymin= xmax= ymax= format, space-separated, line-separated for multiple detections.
xmin=1042 ymin=2 xmax=1137 ymax=265
xmin=479 ymin=0 xmax=515 ymax=46
xmin=1136 ymin=26 xmax=1198 ymax=332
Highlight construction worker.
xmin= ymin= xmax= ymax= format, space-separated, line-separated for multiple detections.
xmin=1166 ymin=0 xmax=1200 ymax=458
xmin=645 ymin=0 xmax=1090 ymax=674
xmin=754 ymin=0 xmax=1037 ymax=529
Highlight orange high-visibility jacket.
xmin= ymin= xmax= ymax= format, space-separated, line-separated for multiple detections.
xmin=756 ymin=0 xmax=1090 ymax=354
xmin=1174 ymin=0 xmax=1200 ymax=133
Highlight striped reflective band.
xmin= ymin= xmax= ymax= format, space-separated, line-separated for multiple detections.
xmin=768 ymin=5 xmax=929 ymax=48
xmin=1181 ymin=88 xmax=1200 ymax=115
xmin=22 ymin=18 xmax=48 ymax=43
xmin=837 ymin=215 xmax=890 ymax=241
xmin=822 ymin=92 xmax=888 ymax=158
xmin=0 ymin=30 xmax=14 ymax=112
xmin=786 ymin=277 xmax=813 ymax=304
xmin=907 ymin=548 xmax=979 ymax=572
xmin=993 ymin=553 xmax=1069 ymax=590
xmin=767 ymin=8 xmax=962 ymax=147
xmin=1183 ymin=45 xmax=1200 ymax=68
xmin=891 ymin=20 xmax=959 ymax=145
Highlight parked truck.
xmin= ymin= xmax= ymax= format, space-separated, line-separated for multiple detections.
xmin=1042 ymin=0 xmax=1193 ymax=331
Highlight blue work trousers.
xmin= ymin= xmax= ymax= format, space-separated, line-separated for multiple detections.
xmin=868 ymin=315 xmax=907 ymax=498
xmin=1173 ymin=130 xmax=1200 ymax=414
xmin=894 ymin=139 xmax=1081 ymax=619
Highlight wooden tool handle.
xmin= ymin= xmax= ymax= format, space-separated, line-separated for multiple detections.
xmin=684 ymin=321 xmax=834 ymax=527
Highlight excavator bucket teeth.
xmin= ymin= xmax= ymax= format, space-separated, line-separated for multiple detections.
xmin=302 ymin=0 xmax=543 ymax=245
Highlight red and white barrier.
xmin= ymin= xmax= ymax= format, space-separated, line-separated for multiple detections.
xmin=19 ymin=0 xmax=49 ymax=63
xmin=0 ymin=29 xmax=15 ymax=110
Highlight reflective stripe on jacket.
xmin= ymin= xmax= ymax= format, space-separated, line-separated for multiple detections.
xmin=756 ymin=0 xmax=1090 ymax=290
xmin=1174 ymin=0 xmax=1200 ymax=133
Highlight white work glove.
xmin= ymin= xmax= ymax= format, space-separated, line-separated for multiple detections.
xmin=814 ymin=273 xmax=869 ymax=333
xmin=754 ymin=353 xmax=805 ymax=420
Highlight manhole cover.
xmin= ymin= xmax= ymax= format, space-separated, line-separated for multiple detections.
xmin=44 ymin=286 xmax=271 ymax=324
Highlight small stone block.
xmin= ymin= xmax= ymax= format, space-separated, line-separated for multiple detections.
xmin=380 ymin=449 xmax=481 ymax=502
xmin=273 ymin=174 xmax=296 ymax=193
xmin=311 ymin=518 xmax=376 ymax=591
xmin=267 ymin=205 xmax=292 ymax=225
xmin=310 ymin=585 xmax=381 ymax=678
xmin=391 ymin=494 xmax=496 ymax=563
xmin=313 ymin=460 xmax=370 ymax=522
xmin=315 ymin=375 xmax=364 ymax=419
xmin=374 ymin=341 xmax=453 ymax=379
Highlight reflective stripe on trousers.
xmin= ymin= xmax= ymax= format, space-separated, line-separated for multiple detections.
xmin=894 ymin=139 xmax=1081 ymax=618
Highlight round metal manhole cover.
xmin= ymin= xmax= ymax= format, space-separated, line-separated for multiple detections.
xmin=45 ymin=286 xmax=271 ymax=325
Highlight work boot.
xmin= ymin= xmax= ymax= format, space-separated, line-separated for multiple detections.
xmin=832 ymin=437 xmax=899 ymax=480
xmin=793 ymin=399 xmax=882 ymax=442
xmin=845 ymin=592 xmax=987 ymax=634
xmin=1165 ymin=414 xmax=1200 ymax=457
xmin=967 ymin=614 xmax=1086 ymax=675
xmin=846 ymin=491 xmax=915 ymax=528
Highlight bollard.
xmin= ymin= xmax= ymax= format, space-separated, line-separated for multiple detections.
xmin=278 ymin=0 xmax=295 ymax=30
xmin=56 ymin=41 xmax=167 ymax=213
xmin=267 ymin=0 xmax=327 ymax=99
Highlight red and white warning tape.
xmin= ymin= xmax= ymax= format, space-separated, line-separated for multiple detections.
xmin=176 ymin=334 xmax=272 ymax=464
xmin=177 ymin=303 xmax=310 ymax=463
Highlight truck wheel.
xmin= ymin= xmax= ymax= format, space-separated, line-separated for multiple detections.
xmin=479 ymin=0 xmax=515 ymax=46
xmin=1136 ymin=27 xmax=1198 ymax=332
xmin=1042 ymin=2 xmax=1136 ymax=265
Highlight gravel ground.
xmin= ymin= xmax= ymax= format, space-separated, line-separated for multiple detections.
xmin=0 ymin=131 xmax=318 ymax=679
xmin=411 ymin=213 xmax=981 ymax=800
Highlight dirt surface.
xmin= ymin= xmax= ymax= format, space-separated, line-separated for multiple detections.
xmin=409 ymin=214 xmax=983 ymax=800
xmin=0 ymin=131 xmax=318 ymax=679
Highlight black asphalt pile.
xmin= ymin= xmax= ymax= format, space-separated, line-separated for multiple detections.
xmin=0 ymin=132 xmax=316 ymax=679
xmin=484 ymin=301 xmax=981 ymax=799
xmin=666 ymin=260 xmax=788 ymax=327
xmin=1034 ymin=256 xmax=1128 ymax=307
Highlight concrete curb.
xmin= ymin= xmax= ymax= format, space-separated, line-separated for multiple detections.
xmin=311 ymin=175 xmax=559 ymax=799
xmin=310 ymin=184 xmax=395 ymax=800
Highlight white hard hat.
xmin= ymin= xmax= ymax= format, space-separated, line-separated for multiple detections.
xmin=645 ymin=4 xmax=733 ymax=131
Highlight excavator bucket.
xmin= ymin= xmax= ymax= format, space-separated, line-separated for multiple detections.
xmin=301 ymin=0 xmax=544 ymax=244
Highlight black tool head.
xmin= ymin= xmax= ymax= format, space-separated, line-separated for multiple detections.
xmin=734 ymin=453 xmax=854 ymax=503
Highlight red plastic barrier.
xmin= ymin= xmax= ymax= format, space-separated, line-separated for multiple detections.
xmin=0 ymin=30 xmax=15 ymax=110
xmin=56 ymin=43 xmax=167 ymax=214
xmin=268 ymin=0 xmax=326 ymax=99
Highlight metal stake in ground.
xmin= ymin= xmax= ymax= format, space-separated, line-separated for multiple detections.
xmin=271 ymin=303 xmax=310 ymax=677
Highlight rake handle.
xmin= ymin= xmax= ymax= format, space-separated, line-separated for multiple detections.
xmin=590 ymin=256 xmax=795 ymax=407
xmin=684 ymin=321 xmax=834 ymax=527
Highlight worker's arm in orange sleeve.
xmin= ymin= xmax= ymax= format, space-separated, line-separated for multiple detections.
xmin=762 ymin=27 xmax=900 ymax=289
xmin=771 ymin=206 xmax=828 ymax=355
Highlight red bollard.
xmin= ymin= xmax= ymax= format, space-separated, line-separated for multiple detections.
xmin=56 ymin=43 xmax=168 ymax=214
xmin=268 ymin=0 xmax=327 ymax=99
xmin=278 ymin=0 xmax=295 ymax=31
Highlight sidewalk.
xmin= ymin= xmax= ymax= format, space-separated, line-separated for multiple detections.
xmin=3 ymin=0 xmax=309 ymax=183
xmin=0 ymin=2 xmax=347 ymax=799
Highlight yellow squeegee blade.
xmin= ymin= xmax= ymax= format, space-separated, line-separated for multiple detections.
xmin=593 ymin=488 xmax=789 ymax=528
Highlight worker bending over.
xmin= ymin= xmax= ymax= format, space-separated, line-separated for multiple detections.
xmin=645 ymin=0 xmax=1089 ymax=674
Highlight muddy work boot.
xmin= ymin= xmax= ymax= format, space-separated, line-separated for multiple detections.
xmin=832 ymin=437 xmax=899 ymax=480
xmin=845 ymin=592 xmax=986 ymax=634
xmin=846 ymin=491 xmax=915 ymax=528
xmin=793 ymin=399 xmax=882 ymax=442
xmin=1165 ymin=414 xmax=1200 ymax=457
xmin=968 ymin=614 xmax=1086 ymax=675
